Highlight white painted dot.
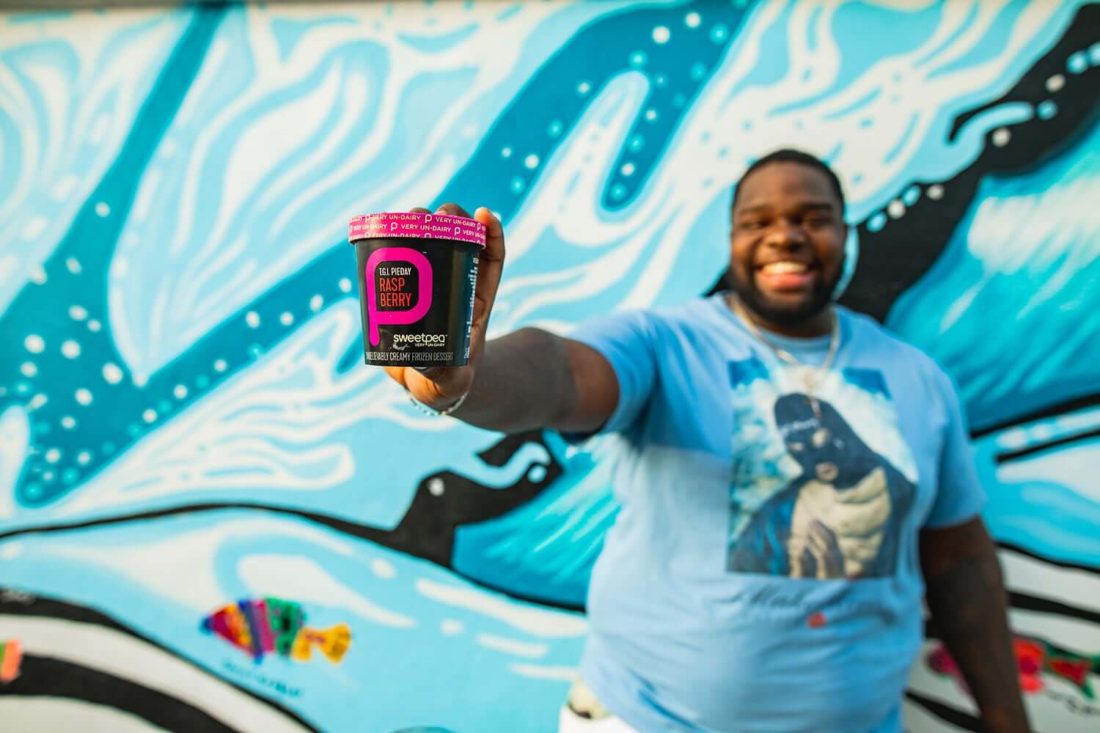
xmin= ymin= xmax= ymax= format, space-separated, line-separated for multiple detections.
xmin=29 ymin=265 xmax=47 ymax=285
xmin=173 ymin=384 xmax=188 ymax=400
xmin=25 ymin=335 xmax=45 ymax=353
xmin=441 ymin=620 xmax=464 ymax=635
xmin=42 ymin=471 xmax=54 ymax=482
xmin=645 ymin=109 xmax=658 ymax=121
xmin=577 ymin=81 xmax=591 ymax=94
xmin=371 ymin=559 xmax=397 ymax=579
xmin=29 ymin=394 xmax=47 ymax=410
xmin=75 ymin=388 xmax=92 ymax=406
xmin=501 ymin=146 xmax=513 ymax=158
xmin=61 ymin=416 xmax=76 ymax=430
xmin=652 ymin=25 xmax=670 ymax=44
xmin=20 ymin=362 xmax=37 ymax=378
xmin=927 ymin=184 xmax=944 ymax=200
xmin=143 ymin=409 xmax=157 ymax=424
xmin=95 ymin=202 xmax=110 ymax=217
xmin=69 ymin=305 xmax=88 ymax=321
xmin=621 ymin=162 xmax=636 ymax=177
xmin=280 ymin=312 xmax=294 ymax=326
xmin=524 ymin=154 xmax=539 ymax=170
xmin=992 ymin=128 xmax=1010 ymax=147
xmin=77 ymin=451 xmax=92 ymax=466
xmin=102 ymin=363 xmax=123 ymax=384
xmin=245 ymin=311 xmax=260 ymax=328
xmin=65 ymin=257 xmax=82 ymax=274
xmin=339 ymin=278 xmax=352 ymax=293
xmin=132 ymin=372 xmax=147 ymax=387
xmin=45 ymin=448 xmax=61 ymax=464
xmin=87 ymin=320 xmax=102 ymax=333
xmin=887 ymin=200 xmax=905 ymax=219
xmin=685 ymin=11 xmax=701 ymax=28
xmin=213 ymin=359 xmax=228 ymax=373
xmin=61 ymin=340 xmax=81 ymax=358
xmin=428 ymin=478 xmax=445 ymax=496
xmin=1046 ymin=74 xmax=1065 ymax=92
xmin=309 ymin=295 xmax=323 ymax=312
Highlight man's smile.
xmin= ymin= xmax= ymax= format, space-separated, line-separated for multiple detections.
xmin=755 ymin=258 xmax=818 ymax=292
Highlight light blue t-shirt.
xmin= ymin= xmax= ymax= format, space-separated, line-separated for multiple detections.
xmin=569 ymin=295 xmax=985 ymax=733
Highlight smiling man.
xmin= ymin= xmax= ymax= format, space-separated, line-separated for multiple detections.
xmin=385 ymin=150 xmax=1028 ymax=732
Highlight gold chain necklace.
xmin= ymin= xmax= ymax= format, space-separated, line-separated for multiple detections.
xmin=730 ymin=296 xmax=840 ymax=416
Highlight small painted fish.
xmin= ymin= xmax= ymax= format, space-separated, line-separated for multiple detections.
xmin=1 ymin=639 xmax=22 ymax=684
xmin=201 ymin=597 xmax=350 ymax=664
xmin=928 ymin=635 xmax=1100 ymax=699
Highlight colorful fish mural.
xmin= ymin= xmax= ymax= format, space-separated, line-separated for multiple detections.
xmin=928 ymin=636 xmax=1100 ymax=700
xmin=202 ymin=598 xmax=351 ymax=665
xmin=0 ymin=639 xmax=22 ymax=684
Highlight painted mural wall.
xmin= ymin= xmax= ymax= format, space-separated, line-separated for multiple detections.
xmin=1 ymin=1 xmax=1098 ymax=731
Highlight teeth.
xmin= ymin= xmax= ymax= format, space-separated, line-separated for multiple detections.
xmin=761 ymin=261 xmax=808 ymax=274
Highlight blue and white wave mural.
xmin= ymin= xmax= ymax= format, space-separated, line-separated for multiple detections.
xmin=1 ymin=2 xmax=1098 ymax=731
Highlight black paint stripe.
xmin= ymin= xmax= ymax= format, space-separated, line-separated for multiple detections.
xmin=995 ymin=426 xmax=1100 ymax=464
xmin=0 ymin=591 xmax=134 ymax=636
xmin=972 ymin=393 xmax=1100 ymax=439
xmin=1 ymin=655 xmax=238 ymax=733
xmin=1009 ymin=591 xmax=1100 ymax=627
xmin=998 ymin=542 xmax=1100 ymax=576
xmin=904 ymin=691 xmax=981 ymax=731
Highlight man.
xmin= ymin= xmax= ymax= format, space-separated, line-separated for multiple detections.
xmin=385 ymin=150 xmax=1028 ymax=732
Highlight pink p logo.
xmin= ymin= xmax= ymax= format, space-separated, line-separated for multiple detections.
xmin=364 ymin=247 xmax=433 ymax=347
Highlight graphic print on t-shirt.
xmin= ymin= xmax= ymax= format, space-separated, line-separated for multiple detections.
xmin=726 ymin=359 xmax=918 ymax=579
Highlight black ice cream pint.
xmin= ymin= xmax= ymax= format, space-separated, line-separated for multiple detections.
xmin=349 ymin=212 xmax=485 ymax=367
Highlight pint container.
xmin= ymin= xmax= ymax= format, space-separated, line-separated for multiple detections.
xmin=349 ymin=212 xmax=485 ymax=367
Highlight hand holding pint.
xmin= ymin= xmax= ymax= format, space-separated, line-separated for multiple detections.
xmin=349 ymin=204 xmax=505 ymax=411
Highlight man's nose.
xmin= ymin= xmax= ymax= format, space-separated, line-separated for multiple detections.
xmin=764 ymin=220 xmax=806 ymax=248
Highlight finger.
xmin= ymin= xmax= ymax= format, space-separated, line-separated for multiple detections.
xmin=472 ymin=207 xmax=506 ymax=319
xmin=807 ymin=525 xmax=827 ymax=554
xmin=411 ymin=365 xmax=452 ymax=383
xmin=810 ymin=521 xmax=844 ymax=577
xmin=435 ymin=202 xmax=472 ymax=219
xmin=475 ymin=207 xmax=505 ymax=266
xmin=383 ymin=365 xmax=408 ymax=388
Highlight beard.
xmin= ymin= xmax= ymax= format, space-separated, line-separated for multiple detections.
xmin=727 ymin=266 xmax=837 ymax=326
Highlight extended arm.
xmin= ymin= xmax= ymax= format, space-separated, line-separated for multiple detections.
xmin=920 ymin=517 xmax=1029 ymax=733
xmin=445 ymin=327 xmax=618 ymax=434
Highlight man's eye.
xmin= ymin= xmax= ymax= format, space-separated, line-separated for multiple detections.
xmin=740 ymin=220 xmax=766 ymax=231
xmin=805 ymin=216 xmax=832 ymax=228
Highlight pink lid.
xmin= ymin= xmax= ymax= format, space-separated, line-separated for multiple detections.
xmin=349 ymin=212 xmax=486 ymax=247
